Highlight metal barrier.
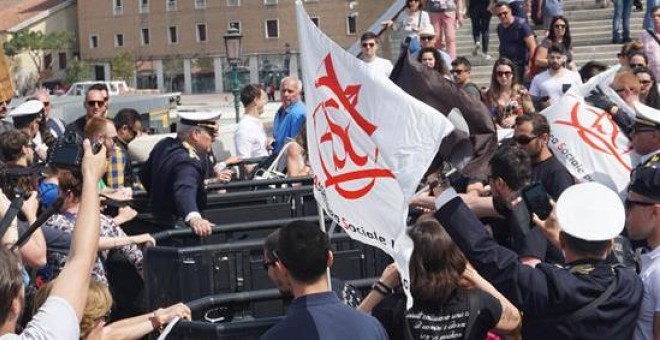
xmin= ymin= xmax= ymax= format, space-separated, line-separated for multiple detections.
xmin=166 ymin=278 xmax=377 ymax=339
xmin=145 ymin=223 xmax=391 ymax=311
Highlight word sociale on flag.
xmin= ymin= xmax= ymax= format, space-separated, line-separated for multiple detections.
xmin=543 ymin=68 xmax=635 ymax=196
xmin=296 ymin=1 xmax=453 ymax=307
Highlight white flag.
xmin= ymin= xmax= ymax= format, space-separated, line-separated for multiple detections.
xmin=296 ymin=3 xmax=453 ymax=307
xmin=543 ymin=67 xmax=635 ymax=196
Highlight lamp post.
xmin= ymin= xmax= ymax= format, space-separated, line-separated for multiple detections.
xmin=223 ymin=27 xmax=243 ymax=124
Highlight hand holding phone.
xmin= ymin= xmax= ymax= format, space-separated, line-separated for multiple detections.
xmin=522 ymin=183 xmax=553 ymax=220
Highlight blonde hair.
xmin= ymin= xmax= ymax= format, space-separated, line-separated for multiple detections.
xmin=34 ymin=281 xmax=113 ymax=339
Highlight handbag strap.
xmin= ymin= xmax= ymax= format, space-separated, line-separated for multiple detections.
xmin=540 ymin=266 xmax=619 ymax=324
xmin=647 ymin=29 xmax=660 ymax=46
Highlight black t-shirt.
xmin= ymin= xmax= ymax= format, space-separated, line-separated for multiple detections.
xmin=532 ymin=155 xmax=575 ymax=201
xmin=373 ymin=289 xmax=502 ymax=340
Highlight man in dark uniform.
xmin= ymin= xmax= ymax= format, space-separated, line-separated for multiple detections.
xmin=412 ymin=181 xmax=644 ymax=339
xmin=139 ymin=111 xmax=221 ymax=236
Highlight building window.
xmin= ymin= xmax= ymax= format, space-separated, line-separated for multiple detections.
xmin=115 ymin=33 xmax=124 ymax=47
xmin=311 ymin=17 xmax=320 ymax=27
xmin=166 ymin=0 xmax=177 ymax=11
xmin=44 ymin=54 xmax=52 ymax=70
xmin=264 ymin=0 xmax=278 ymax=4
xmin=139 ymin=0 xmax=149 ymax=13
xmin=196 ymin=23 xmax=207 ymax=42
xmin=141 ymin=28 xmax=150 ymax=45
xmin=195 ymin=0 xmax=207 ymax=8
xmin=227 ymin=0 xmax=240 ymax=6
xmin=265 ymin=19 xmax=279 ymax=39
xmin=113 ymin=0 xmax=123 ymax=15
xmin=228 ymin=21 xmax=241 ymax=34
xmin=90 ymin=34 xmax=99 ymax=48
xmin=58 ymin=52 xmax=67 ymax=69
xmin=346 ymin=15 xmax=357 ymax=35
xmin=168 ymin=26 xmax=178 ymax=44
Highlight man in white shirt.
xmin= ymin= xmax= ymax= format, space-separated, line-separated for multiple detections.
xmin=529 ymin=43 xmax=582 ymax=109
xmin=235 ymin=84 xmax=269 ymax=170
xmin=360 ymin=32 xmax=393 ymax=77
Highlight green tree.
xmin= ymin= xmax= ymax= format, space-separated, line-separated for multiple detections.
xmin=111 ymin=51 xmax=136 ymax=85
xmin=65 ymin=58 xmax=91 ymax=85
xmin=3 ymin=29 xmax=75 ymax=85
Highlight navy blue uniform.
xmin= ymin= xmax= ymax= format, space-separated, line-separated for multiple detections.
xmin=139 ymin=137 xmax=208 ymax=223
xmin=434 ymin=196 xmax=643 ymax=339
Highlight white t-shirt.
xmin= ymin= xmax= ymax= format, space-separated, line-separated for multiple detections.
xmin=234 ymin=114 xmax=269 ymax=159
xmin=365 ymin=57 xmax=394 ymax=78
xmin=529 ymin=69 xmax=583 ymax=104
xmin=1 ymin=296 xmax=79 ymax=340
xmin=635 ymin=247 xmax=660 ymax=340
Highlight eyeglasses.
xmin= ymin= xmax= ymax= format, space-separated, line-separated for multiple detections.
xmin=420 ymin=36 xmax=434 ymax=41
xmin=497 ymin=11 xmax=510 ymax=18
xmin=263 ymin=250 xmax=281 ymax=270
xmin=630 ymin=63 xmax=646 ymax=69
xmin=553 ymin=24 xmax=566 ymax=29
xmin=514 ymin=134 xmax=538 ymax=145
xmin=624 ymin=198 xmax=658 ymax=210
xmin=496 ymin=71 xmax=513 ymax=77
xmin=87 ymin=100 xmax=106 ymax=107
xmin=451 ymin=69 xmax=467 ymax=75
xmin=361 ymin=42 xmax=375 ymax=48
xmin=629 ymin=124 xmax=660 ymax=134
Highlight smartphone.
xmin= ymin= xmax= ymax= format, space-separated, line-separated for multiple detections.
xmin=521 ymin=183 xmax=553 ymax=220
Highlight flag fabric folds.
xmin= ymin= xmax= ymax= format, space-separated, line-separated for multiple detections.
xmin=389 ymin=50 xmax=498 ymax=182
xmin=296 ymin=2 xmax=454 ymax=307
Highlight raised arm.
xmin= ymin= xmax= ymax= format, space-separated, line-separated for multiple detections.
xmin=50 ymin=140 xmax=107 ymax=320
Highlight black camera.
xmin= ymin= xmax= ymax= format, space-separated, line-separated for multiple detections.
xmin=50 ymin=132 xmax=102 ymax=168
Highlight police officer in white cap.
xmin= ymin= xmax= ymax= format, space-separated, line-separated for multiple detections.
xmin=632 ymin=102 xmax=660 ymax=169
xmin=139 ymin=111 xmax=222 ymax=236
xmin=8 ymin=99 xmax=48 ymax=161
xmin=411 ymin=181 xmax=644 ymax=339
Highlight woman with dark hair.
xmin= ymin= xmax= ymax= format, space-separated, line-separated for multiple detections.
xmin=417 ymin=46 xmax=450 ymax=78
xmin=358 ymin=218 xmax=521 ymax=340
xmin=44 ymin=169 xmax=154 ymax=286
xmin=534 ymin=16 xmax=575 ymax=73
xmin=634 ymin=67 xmax=660 ymax=109
xmin=485 ymin=58 xmax=534 ymax=128
xmin=384 ymin=0 xmax=431 ymax=53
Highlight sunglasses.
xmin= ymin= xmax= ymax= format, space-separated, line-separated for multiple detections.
xmin=420 ymin=36 xmax=434 ymax=41
xmin=630 ymin=63 xmax=646 ymax=69
xmin=554 ymin=24 xmax=566 ymax=29
xmin=629 ymin=124 xmax=660 ymax=134
xmin=624 ymin=198 xmax=658 ymax=210
xmin=87 ymin=100 xmax=106 ymax=107
xmin=497 ymin=11 xmax=510 ymax=18
xmin=514 ymin=135 xmax=538 ymax=145
xmin=497 ymin=71 xmax=512 ymax=77
xmin=362 ymin=42 xmax=375 ymax=48
xmin=451 ymin=69 xmax=466 ymax=75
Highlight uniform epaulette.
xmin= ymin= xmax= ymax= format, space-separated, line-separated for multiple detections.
xmin=182 ymin=141 xmax=199 ymax=160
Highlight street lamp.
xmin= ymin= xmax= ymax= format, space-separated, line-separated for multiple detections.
xmin=223 ymin=27 xmax=243 ymax=124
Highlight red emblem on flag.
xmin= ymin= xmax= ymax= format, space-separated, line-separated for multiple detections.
xmin=312 ymin=54 xmax=395 ymax=200
xmin=554 ymin=102 xmax=633 ymax=171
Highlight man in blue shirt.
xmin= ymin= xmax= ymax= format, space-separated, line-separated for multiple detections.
xmin=272 ymin=76 xmax=306 ymax=155
xmin=261 ymin=221 xmax=387 ymax=340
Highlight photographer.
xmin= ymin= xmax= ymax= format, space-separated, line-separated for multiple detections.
xmin=0 ymin=139 xmax=107 ymax=338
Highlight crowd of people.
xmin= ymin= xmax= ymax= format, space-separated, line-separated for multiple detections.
xmin=0 ymin=0 xmax=660 ymax=339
